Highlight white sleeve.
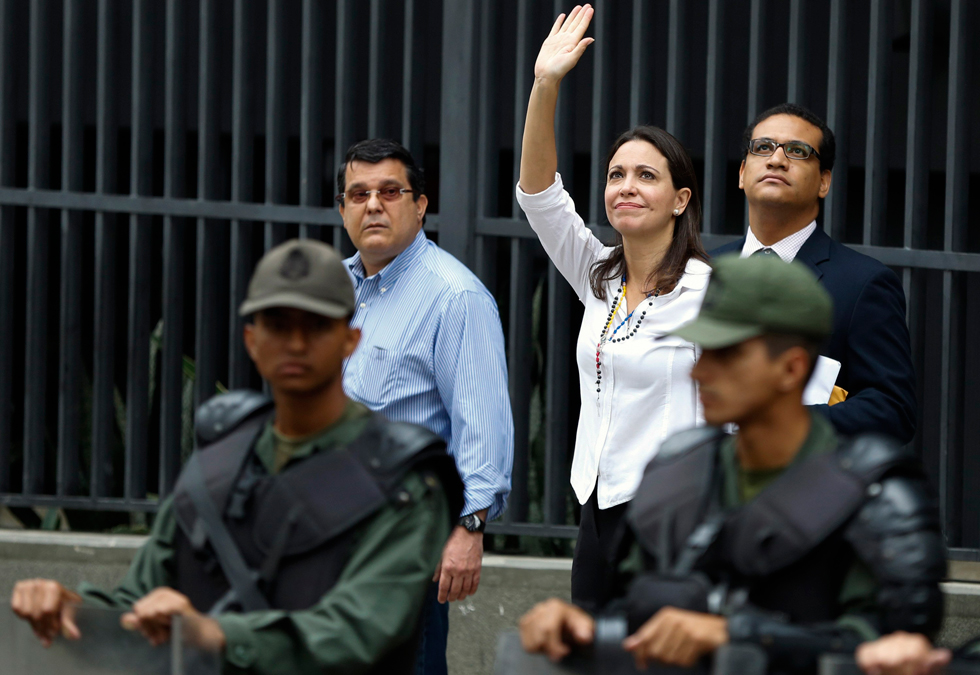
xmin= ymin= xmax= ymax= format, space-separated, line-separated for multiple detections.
xmin=515 ymin=173 xmax=610 ymax=303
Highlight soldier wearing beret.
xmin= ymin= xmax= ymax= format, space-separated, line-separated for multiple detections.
xmin=520 ymin=255 xmax=945 ymax=674
xmin=11 ymin=239 xmax=463 ymax=675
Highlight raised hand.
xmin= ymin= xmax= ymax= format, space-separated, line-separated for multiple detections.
xmin=533 ymin=5 xmax=595 ymax=83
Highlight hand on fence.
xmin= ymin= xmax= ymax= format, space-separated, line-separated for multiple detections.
xmin=533 ymin=5 xmax=595 ymax=83
xmin=519 ymin=598 xmax=595 ymax=662
xmin=622 ymin=606 xmax=728 ymax=670
xmin=121 ymin=587 xmax=225 ymax=652
xmin=10 ymin=578 xmax=82 ymax=646
xmin=855 ymin=631 xmax=951 ymax=675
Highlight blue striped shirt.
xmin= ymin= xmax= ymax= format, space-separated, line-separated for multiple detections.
xmin=343 ymin=230 xmax=514 ymax=520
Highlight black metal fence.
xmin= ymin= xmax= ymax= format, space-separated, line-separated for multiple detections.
xmin=0 ymin=0 xmax=977 ymax=559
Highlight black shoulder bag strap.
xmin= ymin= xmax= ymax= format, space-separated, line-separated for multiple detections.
xmin=672 ymin=441 xmax=726 ymax=576
xmin=183 ymin=415 xmax=271 ymax=614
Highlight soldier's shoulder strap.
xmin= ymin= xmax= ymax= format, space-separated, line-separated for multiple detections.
xmin=194 ymin=389 xmax=274 ymax=447
xmin=347 ymin=414 xmax=464 ymax=522
xmin=725 ymin=433 xmax=928 ymax=579
xmin=350 ymin=415 xmax=447 ymax=475
xmin=627 ymin=426 xmax=727 ymax=566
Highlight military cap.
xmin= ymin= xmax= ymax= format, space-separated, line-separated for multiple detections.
xmin=239 ymin=239 xmax=355 ymax=318
xmin=668 ymin=254 xmax=832 ymax=348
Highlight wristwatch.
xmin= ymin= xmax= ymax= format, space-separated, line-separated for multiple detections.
xmin=458 ymin=513 xmax=486 ymax=533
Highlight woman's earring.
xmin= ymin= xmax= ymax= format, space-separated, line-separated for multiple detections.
xmin=673 ymin=208 xmax=680 ymax=216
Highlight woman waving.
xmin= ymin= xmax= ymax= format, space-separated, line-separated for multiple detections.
xmin=516 ymin=5 xmax=710 ymax=611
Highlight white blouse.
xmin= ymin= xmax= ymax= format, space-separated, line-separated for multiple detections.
xmin=516 ymin=174 xmax=709 ymax=509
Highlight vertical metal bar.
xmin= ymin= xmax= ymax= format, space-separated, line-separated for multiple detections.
xmin=862 ymin=0 xmax=888 ymax=247
xmin=366 ymin=0 xmax=386 ymax=138
xmin=702 ymin=0 xmax=725 ymax=235
xmin=160 ymin=0 xmax=186 ymax=496
xmin=901 ymin=0 xmax=931 ymax=361
xmin=510 ymin=0 xmax=532 ymax=221
xmin=904 ymin=0 xmax=931 ymax=253
xmin=745 ymin=0 xmax=765 ymax=123
xmin=0 ymin=0 xmax=15 ymax=492
xmin=543 ymin=263 xmax=571 ymax=525
xmin=939 ymin=0 xmax=968 ymax=536
xmin=474 ymin=236 xmax=498 ymax=297
xmin=439 ymin=0 xmax=479 ymax=266
xmin=665 ymin=0 xmax=686 ymax=137
xmin=588 ymin=1 xmax=609 ymax=226
xmin=628 ymin=0 xmax=650 ymax=128
xmin=228 ymin=0 xmax=254 ymax=390
xmin=58 ymin=0 xmax=84 ymax=496
xmin=264 ymin=0 xmax=287 ymax=249
xmin=24 ymin=0 xmax=51 ymax=494
xmin=786 ymin=0 xmax=805 ymax=103
xmin=506 ymin=239 xmax=532 ymax=524
xmin=400 ymin=0 xmax=424 ymax=161
xmin=196 ymin=0 xmax=220 ymax=408
xmin=333 ymin=0 xmax=357 ymax=251
xmin=476 ymin=0 xmax=498 ymax=221
xmin=823 ymin=0 xmax=848 ymax=240
xmin=299 ymin=0 xmax=323 ymax=239
xmin=126 ymin=0 xmax=154 ymax=500
xmin=334 ymin=0 xmax=357 ymax=179
xmin=91 ymin=0 xmax=117 ymax=498
xmin=474 ymin=0 xmax=497 ymax=289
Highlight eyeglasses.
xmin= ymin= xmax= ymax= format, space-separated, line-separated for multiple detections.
xmin=747 ymin=138 xmax=821 ymax=161
xmin=335 ymin=186 xmax=414 ymax=205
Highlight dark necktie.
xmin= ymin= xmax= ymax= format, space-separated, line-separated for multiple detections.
xmin=753 ymin=247 xmax=776 ymax=257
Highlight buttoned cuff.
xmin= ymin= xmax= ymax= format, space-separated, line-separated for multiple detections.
xmin=217 ymin=614 xmax=259 ymax=671
xmin=515 ymin=173 xmax=567 ymax=210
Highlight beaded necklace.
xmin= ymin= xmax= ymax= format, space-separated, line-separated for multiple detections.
xmin=595 ymin=276 xmax=660 ymax=400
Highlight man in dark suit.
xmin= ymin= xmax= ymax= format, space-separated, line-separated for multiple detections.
xmin=712 ymin=103 xmax=916 ymax=444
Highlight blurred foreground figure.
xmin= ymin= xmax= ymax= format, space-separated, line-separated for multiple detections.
xmin=520 ymin=256 xmax=945 ymax=674
xmin=11 ymin=239 xmax=462 ymax=674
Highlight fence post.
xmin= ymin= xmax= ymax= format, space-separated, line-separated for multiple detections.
xmin=438 ymin=0 xmax=479 ymax=267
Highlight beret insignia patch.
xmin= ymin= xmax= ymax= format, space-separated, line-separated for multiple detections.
xmin=280 ymin=249 xmax=310 ymax=280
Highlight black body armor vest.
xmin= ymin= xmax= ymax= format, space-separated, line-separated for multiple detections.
xmin=625 ymin=427 xmax=944 ymax=631
xmin=170 ymin=391 xmax=463 ymax=674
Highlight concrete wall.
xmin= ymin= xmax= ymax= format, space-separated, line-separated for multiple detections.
xmin=2 ymin=531 xmax=979 ymax=675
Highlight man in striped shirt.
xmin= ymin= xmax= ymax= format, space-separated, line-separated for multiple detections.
xmin=337 ymin=138 xmax=514 ymax=675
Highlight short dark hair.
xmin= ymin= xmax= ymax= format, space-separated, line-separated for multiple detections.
xmin=336 ymin=138 xmax=426 ymax=205
xmin=742 ymin=103 xmax=836 ymax=173
xmin=588 ymin=125 xmax=709 ymax=301
xmin=762 ymin=332 xmax=823 ymax=387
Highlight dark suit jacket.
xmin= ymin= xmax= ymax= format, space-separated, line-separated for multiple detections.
xmin=711 ymin=227 xmax=916 ymax=444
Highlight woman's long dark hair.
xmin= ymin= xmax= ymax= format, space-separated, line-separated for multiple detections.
xmin=588 ymin=126 xmax=708 ymax=301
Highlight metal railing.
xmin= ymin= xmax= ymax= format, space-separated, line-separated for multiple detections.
xmin=0 ymin=0 xmax=977 ymax=558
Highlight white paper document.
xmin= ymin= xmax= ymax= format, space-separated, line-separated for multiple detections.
xmin=802 ymin=356 xmax=842 ymax=406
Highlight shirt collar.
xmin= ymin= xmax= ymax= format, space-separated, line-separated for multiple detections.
xmin=346 ymin=229 xmax=429 ymax=286
xmin=740 ymin=221 xmax=817 ymax=263
xmin=677 ymin=257 xmax=712 ymax=291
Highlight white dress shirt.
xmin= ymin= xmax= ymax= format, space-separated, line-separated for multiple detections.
xmin=516 ymin=174 xmax=709 ymax=509
xmin=739 ymin=220 xmax=816 ymax=262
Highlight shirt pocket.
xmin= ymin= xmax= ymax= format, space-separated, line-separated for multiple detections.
xmin=354 ymin=346 xmax=403 ymax=407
